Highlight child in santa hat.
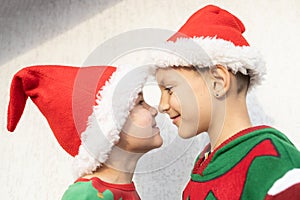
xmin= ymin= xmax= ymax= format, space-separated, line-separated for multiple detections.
xmin=7 ymin=65 xmax=163 ymax=199
xmin=154 ymin=5 xmax=300 ymax=199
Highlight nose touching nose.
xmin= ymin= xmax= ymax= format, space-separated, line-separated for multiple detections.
xmin=143 ymin=103 xmax=158 ymax=117
xmin=158 ymin=101 xmax=170 ymax=113
xmin=148 ymin=107 xmax=158 ymax=117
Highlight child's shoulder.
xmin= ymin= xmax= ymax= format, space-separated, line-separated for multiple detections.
xmin=240 ymin=126 xmax=300 ymax=164
xmin=235 ymin=126 xmax=293 ymax=147
xmin=215 ymin=125 xmax=300 ymax=162
xmin=247 ymin=126 xmax=295 ymax=148
xmin=61 ymin=178 xmax=101 ymax=200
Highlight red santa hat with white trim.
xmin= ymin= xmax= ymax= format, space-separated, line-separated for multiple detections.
xmin=155 ymin=4 xmax=266 ymax=89
xmin=7 ymin=64 xmax=150 ymax=178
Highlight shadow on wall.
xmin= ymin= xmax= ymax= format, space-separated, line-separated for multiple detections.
xmin=0 ymin=0 xmax=122 ymax=65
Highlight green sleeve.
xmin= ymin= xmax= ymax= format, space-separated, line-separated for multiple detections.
xmin=61 ymin=181 xmax=114 ymax=200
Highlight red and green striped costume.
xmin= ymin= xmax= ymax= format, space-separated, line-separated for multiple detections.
xmin=62 ymin=177 xmax=141 ymax=200
xmin=183 ymin=126 xmax=300 ymax=200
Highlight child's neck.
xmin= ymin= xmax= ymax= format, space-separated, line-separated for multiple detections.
xmin=208 ymin=96 xmax=252 ymax=151
xmin=83 ymin=146 xmax=143 ymax=184
xmin=88 ymin=164 xmax=134 ymax=184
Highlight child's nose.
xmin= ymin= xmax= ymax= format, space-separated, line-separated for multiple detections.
xmin=158 ymin=99 xmax=170 ymax=113
xmin=148 ymin=107 xmax=158 ymax=117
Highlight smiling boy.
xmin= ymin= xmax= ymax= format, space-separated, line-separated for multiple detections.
xmin=155 ymin=5 xmax=300 ymax=200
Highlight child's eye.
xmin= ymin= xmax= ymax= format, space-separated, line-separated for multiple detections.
xmin=164 ymin=87 xmax=173 ymax=95
xmin=138 ymin=100 xmax=144 ymax=105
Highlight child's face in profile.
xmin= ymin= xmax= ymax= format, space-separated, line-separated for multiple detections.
xmin=118 ymin=93 xmax=163 ymax=153
xmin=156 ymin=67 xmax=212 ymax=138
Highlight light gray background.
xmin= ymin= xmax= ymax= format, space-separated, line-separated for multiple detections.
xmin=1 ymin=0 xmax=300 ymax=199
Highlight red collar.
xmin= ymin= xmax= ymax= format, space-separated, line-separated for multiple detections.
xmin=75 ymin=177 xmax=136 ymax=191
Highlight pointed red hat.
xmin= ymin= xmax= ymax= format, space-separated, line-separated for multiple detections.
xmin=7 ymin=65 xmax=150 ymax=177
xmin=7 ymin=65 xmax=116 ymax=156
xmin=156 ymin=4 xmax=266 ymax=89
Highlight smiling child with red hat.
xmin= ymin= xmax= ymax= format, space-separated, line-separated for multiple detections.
xmin=155 ymin=4 xmax=300 ymax=199
xmin=7 ymin=64 xmax=163 ymax=199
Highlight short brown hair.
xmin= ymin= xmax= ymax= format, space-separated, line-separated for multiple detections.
xmin=235 ymin=71 xmax=250 ymax=94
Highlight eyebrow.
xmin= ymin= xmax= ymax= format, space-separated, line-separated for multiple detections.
xmin=158 ymin=80 xmax=165 ymax=86
xmin=159 ymin=78 xmax=178 ymax=87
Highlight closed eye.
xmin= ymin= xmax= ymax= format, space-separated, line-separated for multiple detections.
xmin=138 ymin=100 xmax=144 ymax=105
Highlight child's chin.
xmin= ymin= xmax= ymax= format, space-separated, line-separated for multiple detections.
xmin=178 ymin=130 xmax=196 ymax=139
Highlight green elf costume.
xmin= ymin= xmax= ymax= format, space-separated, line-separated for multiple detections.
xmin=154 ymin=4 xmax=300 ymax=200
xmin=7 ymin=65 xmax=150 ymax=199
xmin=62 ymin=177 xmax=140 ymax=200
xmin=184 ymin=125 xmax=300 ymax=199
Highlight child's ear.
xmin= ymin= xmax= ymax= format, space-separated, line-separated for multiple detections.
xmin=208 ymin=65 xmax=231 ymax=98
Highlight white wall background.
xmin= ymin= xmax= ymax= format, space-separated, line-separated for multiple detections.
xmin=1 ymin=0 xmax=300 ymax=199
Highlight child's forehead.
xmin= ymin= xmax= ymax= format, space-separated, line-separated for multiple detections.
xmin=156 ymin=67 xmax=201 ymax=85
xmin=156 ymin=68 xmax=179 ymax=85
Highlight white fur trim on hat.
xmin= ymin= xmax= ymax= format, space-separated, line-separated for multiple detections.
xmin=73 ymin=65 xmax=151 ymax=178
xmin=154 ymin=36 xmax=266 ymax=90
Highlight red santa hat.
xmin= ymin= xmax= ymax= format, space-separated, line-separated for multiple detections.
xmin=7 ymin=65 xmax=150 ymax=178
xmin=155 ymin=4 xmax=266 ymax=89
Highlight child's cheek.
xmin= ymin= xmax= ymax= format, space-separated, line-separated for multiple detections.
xmin=132 ymin=109 xmax=153 ymax=127
xmin=169 ymin=90 xmax=180 ymax=109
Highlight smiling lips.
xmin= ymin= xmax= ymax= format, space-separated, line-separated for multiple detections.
xmin=171 ymin=115 xmax=180 ymax=124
